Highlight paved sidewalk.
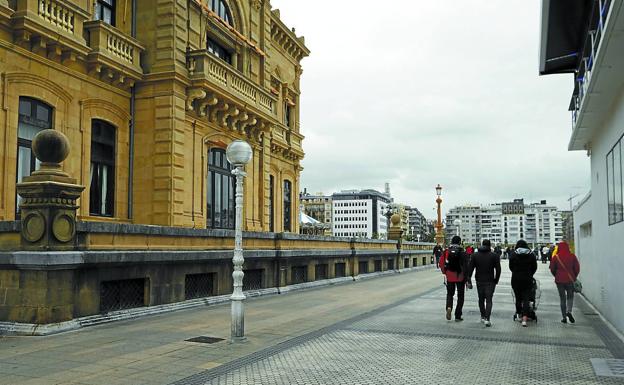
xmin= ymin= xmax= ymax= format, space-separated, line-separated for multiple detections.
xmin=1 ymin=261 xmax=623 ymax=384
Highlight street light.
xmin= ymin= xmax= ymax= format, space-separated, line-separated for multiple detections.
xmin=226 ymin=139 xmax=253 ymax=342
xmin=453 ymin=218 xmax=462 ymax=237
xmin=434 ymin=184 xmax=444 ymax=245
xmin=417 ymin=233 xmax=421 ymax=243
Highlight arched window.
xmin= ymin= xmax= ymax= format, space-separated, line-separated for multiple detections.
xmin=283 ymin=180 xmax=292 ymax=232
xmin=207 ymin=148 xmax=235 ymax=229
xmin=209 ymin=0 xmax=232 ymax=25
xmin=90 ymin=120 xmax=116 ymax=217
xmin=16 ymin=97 xmax=53 ymax=212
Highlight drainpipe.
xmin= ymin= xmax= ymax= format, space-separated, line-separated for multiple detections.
xmin=128 ymin=0 xmax=137 ymax=220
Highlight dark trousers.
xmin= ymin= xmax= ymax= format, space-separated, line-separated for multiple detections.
xmin=512 ymin=278 xmax=532 ymax=317
xmin=477 ymin=282 xmax=495 ymax=320
xmin=435 ymin=255 xmax=441 ymax=268
xmin=446 ymin=282 xmax=465 ymax=317
xmin=557 ymin=283 xmax=575 ymax=318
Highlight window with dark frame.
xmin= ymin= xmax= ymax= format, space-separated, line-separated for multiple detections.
xmin=283 ymin=179 xmax=292 ymax=232
xmin=209 ymin=0 xmax=232 ymax=25
xmin=90 ymin=120 xmax=116 ymax=217
xmin=17 ymin=97 xmax=52 ymax=213
xmin=606 ymin=136 xmax=623 ymax=225
xmin=94 ymin=0 xmax=115 ymax=25
xmin=207 ymin=38 xmax=232 ymax=64
xmin=284 ymin=103 xmax=292 ymax=128
xmin=207 ymin=148 xmax=236 ymax=229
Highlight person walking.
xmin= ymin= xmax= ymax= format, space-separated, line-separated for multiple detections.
xmin=509 ymin=239 xmax=537 ymax=327
xmin=549 ymin=241 xmax=580 ymax=324
xmin=468 ymin=239 xmax=501 ymax=327
xmin=433 ymin=244 xmax=443 ymax=269
xmin=439 ymin=235 xmax=470 ymax=322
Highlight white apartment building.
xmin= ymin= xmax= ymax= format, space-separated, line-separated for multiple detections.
xmin=445 ymin=200 xmax=563 ymax=246
xmin=540 ymin=0 xmax=624 ymax=335
xmin=331 ymin=189 xmax=389 ymax=239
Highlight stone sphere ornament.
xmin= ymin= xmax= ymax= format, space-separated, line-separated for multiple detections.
xmin=226 ymin=140 xmax=253 ymax=166
xmin=32 ymin=129 xmax=70 ymax=164
xmin=390 ymin=214 xmax=401 ymax=227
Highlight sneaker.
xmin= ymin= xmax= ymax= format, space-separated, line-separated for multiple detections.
xmin=561 ymin=318 xmax=567 ymax=324
xmin=480 ymin=318 xmax=486 ymax=324
xmin=485 ymin=320 xmax=491 ymax=327
xmin=522 ymin=320 xmax=527 ymax=327
xmin=522 ymin=315 xmax=528 ymax=327
xmin=446 ymin=308 xmax=452 ymax=321
xmin=567 ymin=312 xmax=575 ymax=324
xmin=516 ymin=313 xmax=522 ymax=321
xmin=455 ymin=316 xmax=464 ymax=322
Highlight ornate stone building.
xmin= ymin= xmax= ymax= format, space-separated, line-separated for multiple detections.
xmin=0 ymin=0 xmax=308 ymax=233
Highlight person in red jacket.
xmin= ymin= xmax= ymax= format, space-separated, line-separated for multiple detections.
xmin=549 ymin=241 xmax=580 ymax=324
xmin=439 ymin=235 xmax=470 ymax=321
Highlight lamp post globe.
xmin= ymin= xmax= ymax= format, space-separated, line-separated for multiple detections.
xmin=435 ymin=184 xmax=442 ymax=197
xmin=226 ymin=140 xmax=253 ymax=166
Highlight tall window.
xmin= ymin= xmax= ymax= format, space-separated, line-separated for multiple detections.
xmin=94 ymin=0 xmax=115 ymax=25
xmin=209 ymin=0 xmax=232 ymax=25
xmin=607 ymin=136 xmax=623 ymax=225
xmin=90 ymin=120 xmax=116 ymax=217
xmin=284 ymin=104 xmax=292 ymax=128
xmin=283 ymin=180 xmax=292 ymax=232
xmin=207 ymin=38 xmax=232 ymax=64
xmin=207 ymin=148 xmax=235 ymax=229
xmin=17 ymin=97 xmax=52 ymax=211
xmin=269 ymin=175 xmax=275 ymax=232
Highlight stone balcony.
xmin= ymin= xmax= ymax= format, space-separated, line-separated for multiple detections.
xmin=84 ymin=20 xmax=144 ymax=86
xmin=4 ymin=0 xmax=143 ymax=88
xmin=186 ymin=49 xmax=278 ymax=137
xmin=10 ymin=0 xmax=91 ymax=60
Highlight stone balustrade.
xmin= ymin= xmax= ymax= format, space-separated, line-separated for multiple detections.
xmin=188 ymin=49 xmax=277 ymax=118
xmin=84 ymin=20 xmax=144 ymax=79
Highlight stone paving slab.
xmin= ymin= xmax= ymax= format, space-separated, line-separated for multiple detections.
xmin=172 ymin=262 xmax=624 ymax=385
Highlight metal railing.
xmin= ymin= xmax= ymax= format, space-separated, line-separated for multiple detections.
xmin=571 ymin=0 xmax=613 ymax=127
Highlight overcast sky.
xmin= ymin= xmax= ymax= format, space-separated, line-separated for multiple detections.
xmin=271 ymin=0 xmax=590 ymax=219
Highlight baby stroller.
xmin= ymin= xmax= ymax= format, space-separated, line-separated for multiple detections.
xmin=512 ymin=278 xmax=541 ymax=322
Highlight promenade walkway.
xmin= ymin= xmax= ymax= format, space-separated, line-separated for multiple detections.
xmin=1 ymin=261 xmax=623 ymax=384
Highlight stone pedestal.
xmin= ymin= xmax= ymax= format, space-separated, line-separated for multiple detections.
xmin=16 ymin=130 xmax=84 ymax=251
xmin=387 ymin=214 xmax=403 ymax=241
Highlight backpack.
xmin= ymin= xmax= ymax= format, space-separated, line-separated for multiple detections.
xmin=445 ymin=246 xmax=463 ymax=273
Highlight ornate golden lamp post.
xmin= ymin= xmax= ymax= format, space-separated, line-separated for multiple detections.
xmin=435 ymin=184 xmax=445 ymax=245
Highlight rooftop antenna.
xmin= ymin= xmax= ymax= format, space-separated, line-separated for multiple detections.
xmin=567 ymin=193 xmax=580 ymax=211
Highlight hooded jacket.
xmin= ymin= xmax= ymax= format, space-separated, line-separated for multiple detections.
xmin=509 ymin=247 xmax=537 ymax=282
xmin=468 ymin=245 xmax=502 ymax=284
xmin=549 ymin=242 xmax=580 ymax=284
xmin=439 ymin=244 xmax=469 ymax=283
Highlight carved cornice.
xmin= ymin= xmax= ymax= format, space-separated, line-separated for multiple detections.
xmin=270 ymin=10 xmax=310 ymax=62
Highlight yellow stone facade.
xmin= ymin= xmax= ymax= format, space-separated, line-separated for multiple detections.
xmin=0 ymin=0 xmax=308 ymax=233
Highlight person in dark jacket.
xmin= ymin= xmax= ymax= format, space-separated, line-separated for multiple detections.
xmin=468 ymin=239 xmax=501 ymax=327
xmin=433 ymin=244 xmax=443 ymax=269
xmin=549 ymin=241 xmax=580 ymax=324
xmin=509 ymin=239 xmax=538 ymax=327
xmin=439 ymin=235 xmax=470 ymax=321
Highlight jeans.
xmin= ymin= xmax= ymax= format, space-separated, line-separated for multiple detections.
xmin=477 ymin=282 xmax=496 ymax=320
xmin=446 ymin=282 xmax=465 ymax=318
xmin=557 ymin=283 xmax=575 ymax=317
xmin=512 ymin=278 xmax=532 ymax=317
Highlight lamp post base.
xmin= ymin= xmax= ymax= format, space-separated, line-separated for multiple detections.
xmin=231 ymin=298 xmax=245 ymax=342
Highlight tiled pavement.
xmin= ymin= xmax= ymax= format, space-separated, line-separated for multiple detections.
xmin=1 ymin=261 xmax=624 ymax=384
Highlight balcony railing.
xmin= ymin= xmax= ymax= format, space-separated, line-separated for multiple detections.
xmin=570 ymin=0 xmax=613 ymax=127
xmin=84 ymin=20 xmax=144 ymax=78
xmin=188 ymin=49 xmax=277 ymax=117
xmin=11 ymin=0 xmax=89 ymax=51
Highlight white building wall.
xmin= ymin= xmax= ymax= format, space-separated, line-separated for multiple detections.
xmin=574 ymin=85 xmax=624 ymax=336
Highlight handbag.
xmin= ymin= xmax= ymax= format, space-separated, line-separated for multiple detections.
xmin=554 ymin=255 xmax=582 ymax=293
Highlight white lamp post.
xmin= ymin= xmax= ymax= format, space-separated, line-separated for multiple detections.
xmin=453 ymin=219 xmax=462 ymax=237
xmin=417 ymin=233 xmax=421 ymax=243
xmin=226 ymin=140 xmax=253 ymax=342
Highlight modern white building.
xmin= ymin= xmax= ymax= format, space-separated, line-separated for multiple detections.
xmin=540 ymin=0 xmax=624 ymax=335
xmin=445 ymin=200 xmax=563 ymax=246
xmin=331 ymin=189 xmax=389 ymax=239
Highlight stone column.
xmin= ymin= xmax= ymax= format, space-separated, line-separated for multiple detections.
xmin=16 ymin=130 xmax=84 ymax=251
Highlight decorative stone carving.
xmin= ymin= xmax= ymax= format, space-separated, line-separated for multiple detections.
xmin=387 ymin=214 xmax=403 ymax=241
xmin=16 ymin=129 xmax=85 ymax=250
